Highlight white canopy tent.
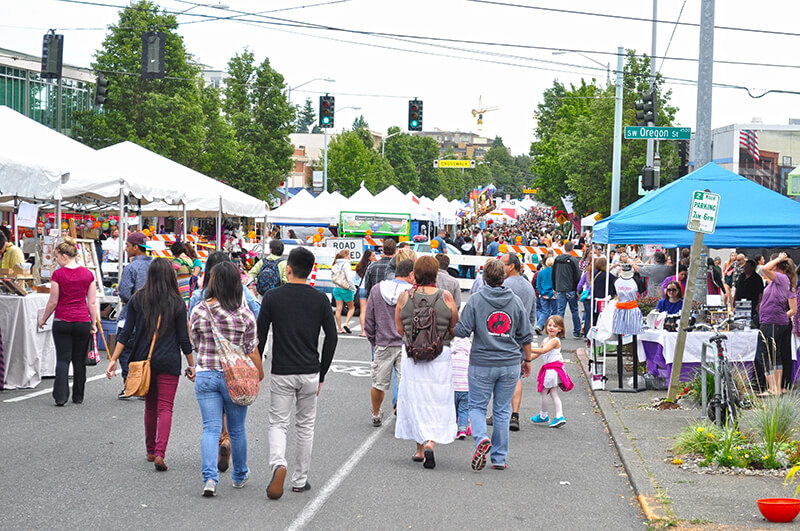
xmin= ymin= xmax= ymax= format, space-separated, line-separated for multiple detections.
xmin=0 ymin=155 xmax=67 ymax=201
xmin=373 ymin=186 xmax=436 ymax=221
xmin=99 ymin=142 xmax=266 ymax=218
xmin=265 ymin=189 xmax=328 ymax=225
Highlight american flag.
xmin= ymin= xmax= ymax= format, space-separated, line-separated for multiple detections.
xmin=740 ymin=129 xmax=760 ymax=162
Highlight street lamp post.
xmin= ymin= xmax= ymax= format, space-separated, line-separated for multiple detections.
xmin=552 ymin=50 xmax=610 ymax=85
xmin=283 ymin=77 xmax=334 ymax=202
xmin=381 ymin=131 xmax=401 ymax=158
xmin=287 ymin=77 xmax=335 ymax=105
xmin=323 ymin=105 xmax=361 ymax=191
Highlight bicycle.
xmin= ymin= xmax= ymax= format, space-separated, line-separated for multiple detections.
xmin=684 ymin=316 xmax=752 ymax=425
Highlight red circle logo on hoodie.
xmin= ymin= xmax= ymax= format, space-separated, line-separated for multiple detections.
xmin=487 ymin=311 xmax=512 ymax=336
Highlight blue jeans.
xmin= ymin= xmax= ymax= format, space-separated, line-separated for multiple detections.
xmin=556 ymin=291 xmax=581 ymax=337
xmin=537 ymin=296 xmax=556 ymax=328
xmin=194 ymin=371 xmax=249 ymax=485
xmin=468 ymin=364 xmax=519 ymax=466
xmin=454 ymin=391 xmax=469 ymax=432
xmin=581 ymin=298 xmax=592 ymax=337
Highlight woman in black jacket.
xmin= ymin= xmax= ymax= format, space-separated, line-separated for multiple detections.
xmin=106 ymin=258 xmax=194 ymax=471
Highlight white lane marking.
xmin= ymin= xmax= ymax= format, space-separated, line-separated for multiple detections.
xmin=330 ymin=359 xmax=371 ymax=365
xmin=3 ymin=373 xmax=109 ymax=403
xmin=286 ymin=417 xmax=394 ymax=531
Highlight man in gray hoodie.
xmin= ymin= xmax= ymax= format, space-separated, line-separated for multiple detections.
xmin=364 ymin=259 xmax=414 ymax=427
xmin=454 ymin=260 xmax=533 ymax=471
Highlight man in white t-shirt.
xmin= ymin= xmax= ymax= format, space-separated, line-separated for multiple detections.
xmin=102 ymin=229 xmax=121 ymax=261
xmin=472 ymin=227 xmax=484 ymax=256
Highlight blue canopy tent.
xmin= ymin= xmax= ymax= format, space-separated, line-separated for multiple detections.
xmin=593 ymin=163 xmax=800 ymax=248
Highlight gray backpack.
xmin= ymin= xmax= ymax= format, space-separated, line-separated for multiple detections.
xmin=403 ymin=291 xmax=444 ymax=363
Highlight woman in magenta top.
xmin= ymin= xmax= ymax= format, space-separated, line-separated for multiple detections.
xmin=757 ymin=252 xmax=797 ymax=395
xmin=38 ymin=237 xmax=98 ymax=406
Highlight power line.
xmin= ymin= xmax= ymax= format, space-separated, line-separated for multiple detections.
xmin=659 ymin=0 xmax=687 ymax=74
xmin=50 ymin=0 xmax=800 ymax=71
xmin=464 ymin=0 xmax=800 ymax=39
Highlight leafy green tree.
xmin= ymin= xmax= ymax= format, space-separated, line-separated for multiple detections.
xmin=73 ymin=0 xmax=205 ymax=167
xmin=294 ymin=97 xmax=316 ymax=133
xmin=193 ymin=84 xmax=239 ymax=185
xmin=409 ymin=135 xmax=443 ymax=198
xmin=325 ymin=130 xmax=392 ymax=195
xmin=351 ymin=115 xmax=369 ymax=130
xmin=382 ymin=128 xmax=419 ymax=194
xmin=530 ymin=51 xmax=678 ymax=216
xmin=223 ymin=49 xmax=295 ymax=199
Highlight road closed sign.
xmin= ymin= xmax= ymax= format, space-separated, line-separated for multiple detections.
xmin=687 ymin=190 xmax=720 ymax=234
xmin=327 ymin=238 xmax=364 ymax=261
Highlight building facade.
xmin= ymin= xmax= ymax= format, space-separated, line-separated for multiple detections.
xmin=416 ymin=128 xmax=492 ymax=159
xmin=692 ymin=122 xmax=800 ymax=198
xmin=0 ymin=47 xmax=94 ymax=138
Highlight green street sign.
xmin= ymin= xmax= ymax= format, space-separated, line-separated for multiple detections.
xmin=624 ymin=126 xmax=691 ymax=140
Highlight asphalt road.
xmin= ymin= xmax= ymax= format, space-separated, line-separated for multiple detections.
xmin=1 ymin=329 xmax=644 ymax=530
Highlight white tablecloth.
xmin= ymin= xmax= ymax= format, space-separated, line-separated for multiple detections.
xmin=0 ymin=293 xmax=56 ymax=389
xmin=637 ymin=329 xmax=760 ymax=364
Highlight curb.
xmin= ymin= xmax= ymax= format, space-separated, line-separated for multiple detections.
xmin=575 ymin=347 xmax=671 ymax=523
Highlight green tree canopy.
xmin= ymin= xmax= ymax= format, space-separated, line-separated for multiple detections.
xmin=530 ymin=51 xmax=679 ymax=216
xmin=73 ymin=0 xmax=205 ymax=168
xmin=294 ymin=97 xmax=316 ymax=133
xmin=223 ymin=49 xmax=295 ymax=199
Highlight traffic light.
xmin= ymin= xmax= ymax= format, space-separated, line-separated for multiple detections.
xmin=408 ymin=99 xmax=423 ymax=131
xmin=319 ymin=95 xmax=335 ymax=128
xmin=141 ymin=31 xmax=166 ymax=79
xmin=635 ymin=90 xmax=657 ymax=126
xmin=94 ymin=73 xmax=110 ymax=107
xmin=642 ymin=166 xmax=659 ymax=190
xmin=41 ymin=31 xmax=64 ymax=79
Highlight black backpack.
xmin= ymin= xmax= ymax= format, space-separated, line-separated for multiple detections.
xmin=403 ymin=290 xmax=444 ymax=363
xmin=256 ymin=257 xmax=284 ymax=295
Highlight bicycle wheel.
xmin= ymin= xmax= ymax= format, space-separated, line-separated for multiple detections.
xmin=722 ymin=363 xmax=739 ymax=425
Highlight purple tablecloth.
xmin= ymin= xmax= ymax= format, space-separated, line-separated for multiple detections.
xmin=641 ymin=340 xmax=800 ymax=386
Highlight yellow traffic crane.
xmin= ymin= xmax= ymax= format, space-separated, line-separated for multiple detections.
xmin=471 ymin=96 xmax=498 ymax=130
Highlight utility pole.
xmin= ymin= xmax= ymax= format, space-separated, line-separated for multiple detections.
xmin=695 ymin=0 xmax=715 ymax=167
xmin=610 ymin=46 xmax=624 ymax=214
xmin=667 ymin=0 xmax=715 ymax=402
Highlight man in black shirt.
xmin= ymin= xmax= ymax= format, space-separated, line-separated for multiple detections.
xmin=258 ymin=247 xmax=337 ymax=499
xmin=734 ymin=259 xmax=764 ymax=324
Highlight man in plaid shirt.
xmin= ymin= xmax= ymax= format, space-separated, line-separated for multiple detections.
xmin=363 ymin=238 xmax=397 ymax=297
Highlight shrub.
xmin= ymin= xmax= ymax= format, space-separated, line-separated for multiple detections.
xmin=742 ymin=395 xmax=800 ymax=466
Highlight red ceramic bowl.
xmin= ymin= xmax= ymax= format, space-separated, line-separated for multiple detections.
xmin=757 ymin=498 xmax=800 ymax=523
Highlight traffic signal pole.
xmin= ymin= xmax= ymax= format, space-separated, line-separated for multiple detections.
xmin=611 ymin=46 xmax=624 ymax=214
xmin=323 ymin=127 xmax=328 ymax=192
xmin=646 ymin=1 xmax=657 ymax=174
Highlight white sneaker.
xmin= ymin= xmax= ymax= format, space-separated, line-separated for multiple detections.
xmin=203 ymin=479 xmax=217 ymax=497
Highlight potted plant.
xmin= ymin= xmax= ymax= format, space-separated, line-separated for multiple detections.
xmin=756 ymin=465 xmax=800 ymax=523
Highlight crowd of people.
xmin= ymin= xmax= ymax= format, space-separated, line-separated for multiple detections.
xmin=21 ymin=201 xmax=800 ymax=499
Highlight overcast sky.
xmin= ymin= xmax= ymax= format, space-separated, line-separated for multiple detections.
xmin=3 ymin=0 xmax=799 ymax=156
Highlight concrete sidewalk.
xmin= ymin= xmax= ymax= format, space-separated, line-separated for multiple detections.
xmin=567 ymin=340 xmax=792 ymax=529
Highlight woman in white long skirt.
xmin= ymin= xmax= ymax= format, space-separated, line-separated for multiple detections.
xmin=394 ymin=256 xmax=459 ymax=469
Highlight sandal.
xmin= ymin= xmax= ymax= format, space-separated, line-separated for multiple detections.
xmin=343 ymin=326 xmax=352 ymax=334
xmin=411 ymin=455 xmax=424 ymax=462
xmin=423 ymin=447 xmax=436 ymax=469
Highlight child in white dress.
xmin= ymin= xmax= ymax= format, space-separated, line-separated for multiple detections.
xmin=529 ymin=316 xmax=574 ymax=428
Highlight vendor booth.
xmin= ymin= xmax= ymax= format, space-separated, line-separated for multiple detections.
xmin=591 ymin=163 xmax=800 ymax=386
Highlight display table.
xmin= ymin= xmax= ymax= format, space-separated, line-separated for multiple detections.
xmin=638 ymin=329 xmax=760 ymax=385
xmin=0 ymin=293 xmax=56 ymax=389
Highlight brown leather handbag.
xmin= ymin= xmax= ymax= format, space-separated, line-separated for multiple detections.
xmin=123 ymin=316 xmax=160 ymax=398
